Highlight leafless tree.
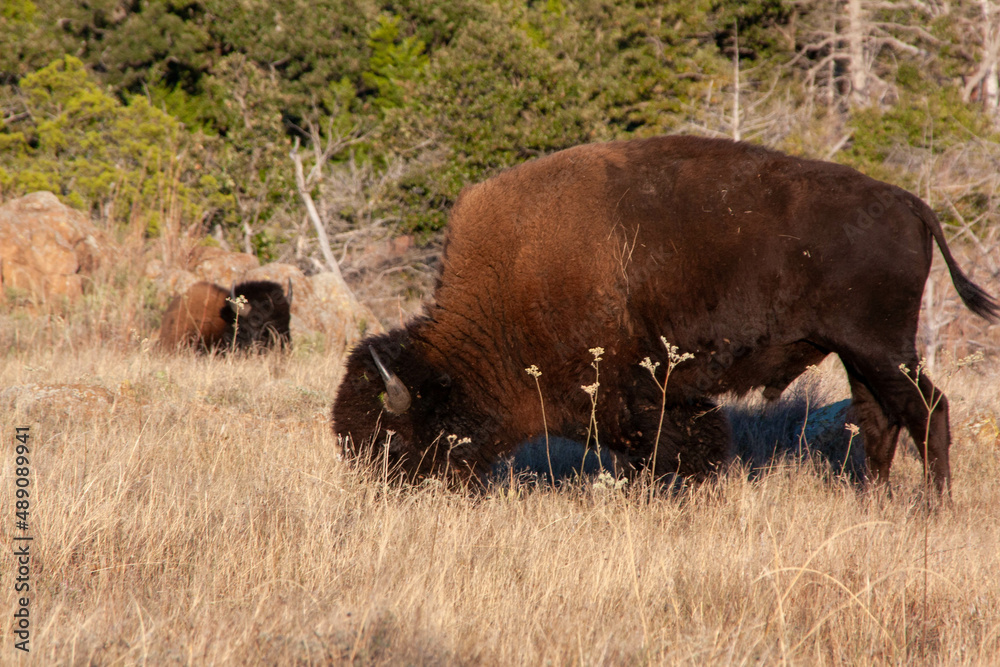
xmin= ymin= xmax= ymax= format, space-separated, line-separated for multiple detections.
xmin=287 ymin=116 xmax=438 ymax=320
xmin=289 ymin=117 xmax=368 ymax=302
xmin=792 ymin=0 xmax=938 ymax=107
xmin=960 ymin=0 xmax=1000 ymax=124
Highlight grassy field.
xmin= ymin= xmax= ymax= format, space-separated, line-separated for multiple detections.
xmin=2 ymin=308 xmax=999 ymax=666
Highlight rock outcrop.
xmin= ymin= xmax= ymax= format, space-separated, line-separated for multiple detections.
xmin=145 ymin=246 xmax=261 ymax=299
xmin=299 ymin=271 xmax=383 ymax=346
xmin=0 ymin=192 xmax=110 ymax=303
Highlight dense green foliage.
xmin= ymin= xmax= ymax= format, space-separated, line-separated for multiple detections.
xmin=0 ymin=56 xmax=233 ymax=234
xmin=1 ymin=0 xmax=998 ymax=257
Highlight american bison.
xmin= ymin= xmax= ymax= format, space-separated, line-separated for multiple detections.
xmin=332 ymin=135 xmax=997 ymax=491
xmin=159 ymin=279 xmax=292 ymax=353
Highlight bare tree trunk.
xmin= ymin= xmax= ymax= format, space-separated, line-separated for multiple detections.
xmin=962 ymin=0 xmax=1000 ymax=124
xmin=242 ymin=221 xmax=254 ymax=255
xmin=291 ymin=137 xmax=344 ymax=281
xmin=732 ymin=22 xmax=741 ymax=142
xmin=288 ymin=132 xmax=386 ymax=341
xmin=846 ymin=0 xmax=868 ymax=106
xmin=984 ymin=59 xmax=1000 ymax=120
xmin=827 ymin=51 xmax=836 ymax=108
xmin=921 ymin=272 xmax=938 ymax=375
xmin=289 ymin=136 xmax=366 ymax=312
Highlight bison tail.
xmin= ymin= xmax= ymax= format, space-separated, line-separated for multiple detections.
xmin=907 ymin=193 xmax=1000 ymax=323
xmin=953 ymin=276 xmax=1000 ymax=323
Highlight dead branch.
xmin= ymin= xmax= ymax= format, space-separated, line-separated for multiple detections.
xmin=291 ymin=136 xmax=342 ymax=278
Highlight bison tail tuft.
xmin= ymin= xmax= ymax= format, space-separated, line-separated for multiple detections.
xmin=954 ymin=274 xmax=1000 ymax=323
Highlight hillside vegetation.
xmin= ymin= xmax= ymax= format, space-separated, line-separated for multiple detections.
xmin=2 ymin=0 xmax=1000 ymax=279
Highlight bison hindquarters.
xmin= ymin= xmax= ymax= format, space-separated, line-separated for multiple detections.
xmin=158 ymin=282 xmax=230 ymax=351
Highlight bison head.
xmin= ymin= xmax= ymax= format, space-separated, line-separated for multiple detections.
xmin=221 ymin=279 xmax=293 ymax=352
xmin=332 ymin=328 xmax=488 ymax=481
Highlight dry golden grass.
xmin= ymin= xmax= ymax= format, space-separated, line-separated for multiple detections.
xmin=2 ymin=311 xmax=1000 ymax=666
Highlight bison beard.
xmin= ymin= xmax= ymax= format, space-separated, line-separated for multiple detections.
xmin=159 ymin=279 xmax=292 ymax=353
xmin=332 ymin=135 xmax=998 ymax=491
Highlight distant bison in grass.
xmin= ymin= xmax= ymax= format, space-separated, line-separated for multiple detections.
xmin=159 ymin=279 xmax=292 ymax=353
xmin=332 ymin=135 xmax=998 ymax=491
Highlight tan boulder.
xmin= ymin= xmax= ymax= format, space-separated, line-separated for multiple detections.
xmin=146 ymin=246 xmax=259 ymax=311
xmin=0 ymin=192 xmax=110 ymax=303
xmin=144 ymin=258 xmax=200 ymax=299
xmin=186 ymin=246 xmax=259 ymax=285
xmin=307 ymin=272 xmax=384 ymax=347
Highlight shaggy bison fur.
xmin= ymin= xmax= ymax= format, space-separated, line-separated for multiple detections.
xmin=332 ymin=135 xmax=998 ymax=490
xmin=159 ymin=279 xmax=292 ymax=353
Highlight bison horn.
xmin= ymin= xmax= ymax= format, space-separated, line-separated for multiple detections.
xmin=286 ymin=278 xmax=293 ymax=308
xmin=369 ymin=346 xmax=411 ymax=414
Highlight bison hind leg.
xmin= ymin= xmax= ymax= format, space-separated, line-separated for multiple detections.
xmin=846 ymin=374 xmax=898 ymax=490
xmin=841 ymin=354 xmax=951 ymax=494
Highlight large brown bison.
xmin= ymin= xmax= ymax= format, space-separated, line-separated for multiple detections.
xmin=159 ymin=279 xmax=292 ymax=353
xmin=332 ymin=136 xmax=998 ymax=491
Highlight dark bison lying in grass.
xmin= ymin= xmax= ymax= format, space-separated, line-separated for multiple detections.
xmin=159 ymin=279 xmax=292 ymax=353
xmin=333 ymin=135 xmax=998 ymax=491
